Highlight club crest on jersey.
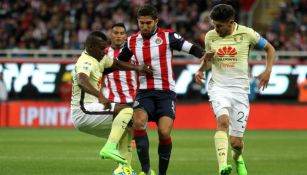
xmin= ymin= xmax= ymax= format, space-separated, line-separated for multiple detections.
xmin=155 ymin=37 xmax=163 ymax=45
xmin=234 ymin=34 xmax=243 ymax=43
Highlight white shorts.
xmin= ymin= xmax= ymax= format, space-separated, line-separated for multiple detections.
xmin=71 ymin=102 xmax=116 ymax=138
xmin=208 ymin=90 xmax=250 ymax=137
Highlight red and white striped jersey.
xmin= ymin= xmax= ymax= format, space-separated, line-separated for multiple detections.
xmin=118 ymin=28 xmax=203 ymax=92
xmin=103 ymin=46 xmax=137 ymax=103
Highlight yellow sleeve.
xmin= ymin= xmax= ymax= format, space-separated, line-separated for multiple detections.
xmin=204 ymin=33 xmax=211 ymax=52
xmin=246 ymin=27 xmax=268 ymax=49
xmin=75 ymin=55 xmax=93 ymax=76
xmin=246 ymin=27 xmax=261 ymax=46
xmin=100 ymin=55 xmax=114 ymax=69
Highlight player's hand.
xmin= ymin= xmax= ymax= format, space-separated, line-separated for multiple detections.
xmin=137 ymin=64 xmax=153 ymax=75
xmin=257 ymin=70 xmax=271 ymax=91
xmin=98 ymin=93 xmax=111 ymax=110
xmin=200 ymin=50 xmax=215 ymax=62
xmin=194 ymin=70 xmax=205 ymax=85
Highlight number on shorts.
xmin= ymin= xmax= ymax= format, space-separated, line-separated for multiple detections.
xmin=237 ymin=111 xmax=247 ymax=123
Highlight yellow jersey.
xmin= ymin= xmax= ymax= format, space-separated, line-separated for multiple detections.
xmin=205 ymin=23 xmax=267 ymax=93
xmin=71 ymin=51 xmax=114 ymax=109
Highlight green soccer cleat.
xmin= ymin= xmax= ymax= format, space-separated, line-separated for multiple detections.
xmin=236 ymin=159 xmax=248 ymax=175
xmin=99 ymin=143 xmax=128 ymax=164
xmin=138 ymin=169 xmax=155 ymax=175
xmin=220 ymin=164 xmax=232 ymax=175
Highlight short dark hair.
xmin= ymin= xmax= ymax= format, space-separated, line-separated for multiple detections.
xmin=137 ymin=5 xmax=158 ymax=20
xmin=85 ymin=31 xmax=108 ymax=47
xmin=112 ymin=23 xmax=126 ymax=31
xmin=210 ymin=4 xmax=235 ymax=22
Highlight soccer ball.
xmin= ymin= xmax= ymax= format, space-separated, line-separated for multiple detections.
xmin=112 ymin=165 xmax=136 ymax=175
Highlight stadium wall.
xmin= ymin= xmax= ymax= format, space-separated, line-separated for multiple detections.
xmin=0 ymin=101 xmax=306 ymax=129
xmin=1 ymin=59 xmax=307 ymax=99
xmin=1 ymin=59 xmax=306 ymax=129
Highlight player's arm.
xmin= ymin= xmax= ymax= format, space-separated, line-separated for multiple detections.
xmin=110 ymin=59 xmax=153 ymax=75
xmin=77 ymin=73 xmax=100 ymax=98
xmin=104 ymin=43 xmax=134 ymax=74
xmin=169 ymin=32 xmax=204 ymax=59
xmin=195 ymin=50 xmax=215 ymax=85
xmin=77 ymin=73 xmax=111 ymax=109
xmin=194 ymin=33 xmax=214 ymax=85
xmin=258 ymin=42 xmax=275 ymax=90
xmin=251 ymin=30 xmax=276 ymax=90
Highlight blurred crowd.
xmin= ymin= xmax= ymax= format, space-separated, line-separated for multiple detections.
xmin=0 ymin=0 xmax=306 ymax=51
xmin=264 ymin=0 xmax=307 ymax=51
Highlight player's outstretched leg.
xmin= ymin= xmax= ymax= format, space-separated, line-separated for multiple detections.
xmin=133 ymin=128 xmax=152 ymax=174
xmin=158 ymin=137 xmax=172 ymax=175
xmin=215 ymin=131 xmax=231 ymax=174
xmin=100 ymin=108 xmax=133 ymax=164
xmin=232 ymin=146 xmax=247 ymax=175
xmin=119 ymin=128 xmax=133 ymax=163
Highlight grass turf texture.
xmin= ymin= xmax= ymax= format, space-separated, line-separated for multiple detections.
xmin=0 ymin=128 xmax=306 ymax=175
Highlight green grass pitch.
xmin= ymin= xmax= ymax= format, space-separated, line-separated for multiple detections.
xmin=0 ymin=128 xmax=306 ymax=175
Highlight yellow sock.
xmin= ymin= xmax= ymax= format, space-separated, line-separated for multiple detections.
xmin=214 ymin=131 xmax=228 ymax=171
xmin=106 ymin=108 xmax=133 ymax=145
xmin=118 ymin=128 xmax=133 ymax=165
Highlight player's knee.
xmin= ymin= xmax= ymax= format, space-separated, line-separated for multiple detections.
xmin=217 ymin=116 xmax=230 ymax=130
xmin=132 ymin=110 xmax=147 ymax=129
xmin=230 ymin=138 xmax=243 ymax=149
xmin=158 ymin=127 xmax=171 ymax=139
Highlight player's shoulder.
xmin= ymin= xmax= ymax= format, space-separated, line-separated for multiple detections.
xmin=101 ymin=55 xmax=112 ymax=62
xmin=77 ymin=52 xmax=93 ymax=63
xmin=205 ymin=29 xmax=219 ymax=40
xmin=236 ymin=24 xmax=255 ymax=34
xmin=75 ymin=52 xmax=93 ymax=71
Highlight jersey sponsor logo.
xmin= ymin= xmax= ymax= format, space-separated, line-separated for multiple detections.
xmin=155 ymin=37 xmax=163 ymax=45
xmin=219 ymin=62 xmax=236 ymax=68
xmin=217 ymin=46 xmax=237 ymax=57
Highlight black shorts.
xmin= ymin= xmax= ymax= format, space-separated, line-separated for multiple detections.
xmin=134 ymin=89 xmax=177 ymax=122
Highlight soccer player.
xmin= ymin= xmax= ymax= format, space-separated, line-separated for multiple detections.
xmin=116 ymin=5 xmax=207 ymax=175
xmin=103 ymin=23 xmax=137 ymax=173
xmin=70 ymin=31 xmax=152 ymax=166
xmin=194 ymin=4 xmax=275 ymax=175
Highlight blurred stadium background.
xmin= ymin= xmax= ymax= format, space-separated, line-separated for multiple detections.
xmin=0 ymin=0 xmax=307 ymax=175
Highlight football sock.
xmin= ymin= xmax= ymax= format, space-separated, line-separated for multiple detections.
xmin=158 ymin=137 xmax=172 ymax=175
xmin=106 ymin=108 xmax=133 ymax=145
xmin=232 ymin=146 xmax=243 ymax=162
xmin=118 ymin=129 xmax=133 ymax=165
xmin=214 ymin=130 xmax=229 ymax=171
xmin=133 ymin=128 xmax=150 ymax=173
